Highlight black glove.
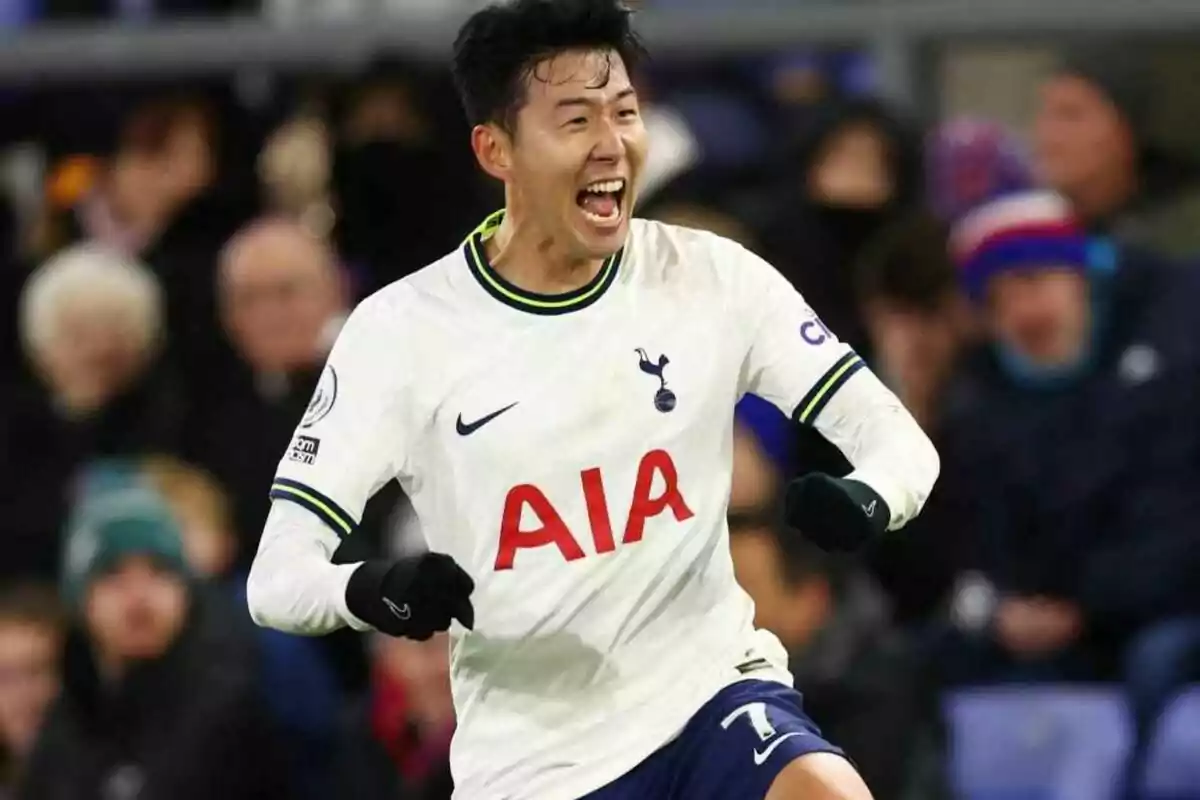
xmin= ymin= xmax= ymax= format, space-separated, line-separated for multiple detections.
xmin=784 ymin=474 xmax=890 ymax=553
xmin=345 ymin=553 xmax=475 ymax=640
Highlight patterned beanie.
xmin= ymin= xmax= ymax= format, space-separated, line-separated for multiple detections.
xmin=950 ymin=190 xmax=1089 ymax=301
xmin=926 ymin=117 xmax=1034 ymax=223
xmin=61 ymin=481 xmax=191 ymax=612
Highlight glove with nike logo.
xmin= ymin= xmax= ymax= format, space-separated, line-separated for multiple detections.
xmin=345 ymin=553 xmax=475 ymax=639
xmin=783 ymin=473 xmax=890 ymax=553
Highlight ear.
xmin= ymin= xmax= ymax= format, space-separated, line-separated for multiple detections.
xmin=471 ymin=123 xmax=513 ymax=182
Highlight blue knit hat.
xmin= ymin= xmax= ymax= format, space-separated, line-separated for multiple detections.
xmin=950 ymin=190 xmax=1089 ymax=302
xmin=61 ymin=481 xmax=191 ymax=612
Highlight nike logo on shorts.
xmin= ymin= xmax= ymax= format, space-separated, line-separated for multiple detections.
xmin=753 ymin=732 xmax=804 ymax=766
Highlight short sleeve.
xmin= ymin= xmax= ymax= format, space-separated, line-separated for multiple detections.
xmin=731 ymin=241 xmax=866 ymax=426
xmin=270 ymin=296 xmax=411 ymax=538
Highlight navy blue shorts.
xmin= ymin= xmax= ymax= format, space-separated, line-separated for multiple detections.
xmin=585 ymin=679 xmax=845 ymax=799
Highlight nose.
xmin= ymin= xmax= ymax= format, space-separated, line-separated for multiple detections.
xmin=590 ymin=117 xmax=625 ymax=164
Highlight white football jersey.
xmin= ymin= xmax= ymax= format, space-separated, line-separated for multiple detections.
xmin=269 ymin=212 xmax=925 ymax=799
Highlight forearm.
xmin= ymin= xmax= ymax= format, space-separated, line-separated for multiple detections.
xmin=246 ymin=501 xmax=373 ymax=635
xmin=813 ymin=369 xmax=940 ymax=531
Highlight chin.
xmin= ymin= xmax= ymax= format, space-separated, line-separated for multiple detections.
xmin=584 ymin=227 xmax=628 ymax=258
xmin=570 ymin=214 xmax=629 ymax=260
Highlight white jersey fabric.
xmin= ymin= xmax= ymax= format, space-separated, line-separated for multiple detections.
xmin=248 ymin=212 xmax=939 ymax=800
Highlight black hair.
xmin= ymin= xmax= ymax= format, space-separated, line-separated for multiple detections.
xmin=452 ymin=0 xmax=645 ymax=131
xmin=855 ymin=211 xmax=959 ymax=313
xmin=0 ymin=581 xmax=64 ymax=632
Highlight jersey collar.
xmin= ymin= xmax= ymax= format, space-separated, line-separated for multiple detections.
xmin=462 ymin=210 xmax=624 ymax=316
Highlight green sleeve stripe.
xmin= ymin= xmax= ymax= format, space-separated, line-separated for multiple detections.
xmin=269 ymin=479 xmax=356 ymax=538
xmin=793 ymin=352 xmax=866 ymax=427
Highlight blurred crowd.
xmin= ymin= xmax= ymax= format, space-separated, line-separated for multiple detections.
xmin=1 ymin=15 xmax=1200 ymax=800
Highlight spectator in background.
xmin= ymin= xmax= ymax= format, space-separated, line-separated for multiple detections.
xmin=1035 ymin=47 xmax=1200 ymax=258
xmin=729 ymin=523 xmax=947 ymax=800
xmin=925 ymin=117 xmax=1033 ymax=223
xmin=20 ymin=484 xmax=289 ymax=800
xmin=856 ymin=212 xmax=967 ymax=429
xmin=756 ymin=97 xmax=923 ymax=363
xmin=853 ymin=213 xmax=970 ymax=623
xmin=0 ymin=585 xmax=63 ymax=799
xmin=189 ymin=218 xmax=376 ymax=697
xmin=1 ymin=244 xmax=182 ymax=582
xmin=938 ymin=191 xmax=1200 ymax=799
xmin=750 ymin=99 xmax=930 ymax=502
xmin=332 ymin=59 xmax=489 ymax=293
xmin=140 ymin=456 xmax=342 ymax=800
xmin=140 ymin=456 xmax=238 ymax=579
xmin=105 ymin=93 xmax=252 ymax=377
xmin=189 ymin=217 xmax=347 ymax=563
xmin=258 ymin=114 xmax=335 ymax=239
xmin=336 ymin=634 xmax=455 ymax=800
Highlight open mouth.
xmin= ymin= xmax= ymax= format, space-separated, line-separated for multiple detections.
xmin=576 ymin=178 xmax=627 ymax=227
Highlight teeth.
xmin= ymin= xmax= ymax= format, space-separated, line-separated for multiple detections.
xmin=584 ymin=179 xmax=626 ymax=194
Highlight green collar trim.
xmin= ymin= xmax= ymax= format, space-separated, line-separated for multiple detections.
xmin=462 ymin=210 xmax=624 ymax=316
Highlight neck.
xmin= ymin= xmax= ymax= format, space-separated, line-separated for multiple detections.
xmin=484 ymin=203 xmax=605 ymax=295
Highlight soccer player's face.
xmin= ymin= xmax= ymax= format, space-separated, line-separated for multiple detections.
xmin=510 ymin=49 xmax=647 ymax=258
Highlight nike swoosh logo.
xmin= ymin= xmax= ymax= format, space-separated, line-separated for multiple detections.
xmin=753 ymin=732 xmax=804 ymax=766
xmin=862 ymin=500 xmax=877 ymax=517
xmin=456 ymin=402 xmax=519 ymax=436
xmin=383 ymin=598 xmax=411 ymax=621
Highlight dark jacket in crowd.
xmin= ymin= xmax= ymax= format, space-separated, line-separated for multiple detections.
xmin=0 ymin=366 xmax=186 ymax=582
xmin=140 ymin=187 xmax=251 ymax=387
xmin=792 ymin=572 xmax=949 ymax=800
xmin=19 ymin=594 xmax=290 ymax=800
xmin=184 ymin=360 xmax=389 ymax=696
xmin=334 ymin=692 xmax=453 ymax=800
xmin=941 ymin=248 xmax=1200 ymax=636
xmin=331 ymin=63 xmax=492 ymax=294
xmin=185 ymin=362 xmax=322 ymax=563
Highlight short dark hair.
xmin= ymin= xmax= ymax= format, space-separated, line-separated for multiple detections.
xmin=452 ymin=0 xmax=645 ymax=131
xmin=120 ymin=93 xmax=218 ymax=157
xmin=0 ymin=582 xmax=65 ymax=633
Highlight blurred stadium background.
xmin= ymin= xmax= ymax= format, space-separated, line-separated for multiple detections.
xmin=1 ymin=1 xmax=1199 ymax=799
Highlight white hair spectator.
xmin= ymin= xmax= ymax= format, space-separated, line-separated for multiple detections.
xmin=19 ymin=243 xmax=163 ymax=361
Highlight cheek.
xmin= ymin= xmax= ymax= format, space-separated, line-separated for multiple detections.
xmin=515 ymin=134 xmax=568 ymax=175
xmin=85 ymin=592 xmax=120 ymax=635
xmin=625 ymin=126 xmax=650 ymax=164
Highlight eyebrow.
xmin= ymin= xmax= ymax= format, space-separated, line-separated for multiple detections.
xmin=555 ymin=87 xmax=637 ymax=110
